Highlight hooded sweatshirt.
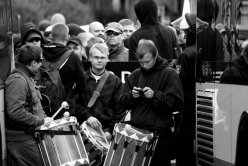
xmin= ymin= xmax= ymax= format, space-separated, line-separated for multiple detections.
xmin=120 ymin=56 xmax=184 ymax=131
xmin=42 ymin=43 xmax=87 ymax=113
xmin=128 ymin=0 xmax=177 ymax=61
xmin=220 ymin=51 xmax=248 ymax=85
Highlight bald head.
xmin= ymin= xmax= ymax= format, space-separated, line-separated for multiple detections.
xmin=51 ymin=13 xmax=66 ymax=25
xmin=89 ymin=21 xmax=105 ymax=37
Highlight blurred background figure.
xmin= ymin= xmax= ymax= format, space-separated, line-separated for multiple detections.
xmin=89 ymin=21 xmax=105 ymax=40
xmin=105 ymin=22 xmax=128 ymax=62
xmin=118 ymin=18 xmax=136 ymax=49
xmin=67 ymin=23 xmax=85 ymax=36
xmin=38 ymin=20 xmax=51 ymax=36
xmin=216 ymin=23 xmax=238 ymax=62
xmin=86 ymin=36 xmax=106 ymax=58
xmin=51 ymin=13 xmax=66 ymax=25
xmin=67 ymin=35 xmax=87 ymax=62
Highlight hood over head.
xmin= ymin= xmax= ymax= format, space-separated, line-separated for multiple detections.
xmin=134 ymin=0 xmax=159 ymax=26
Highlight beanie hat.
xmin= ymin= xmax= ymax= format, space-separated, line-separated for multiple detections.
xmin=67 ymin=35 xmax=83 ymax=46
xmin=18 ymin=44 xmax=43 ymax=64
xmin=67 ymin=23 xmax=85 ymax=36
xmin=21 ymin=22 xmax=44 ymax=45
xmin=38 ymin=20 xmax=51 ymax=32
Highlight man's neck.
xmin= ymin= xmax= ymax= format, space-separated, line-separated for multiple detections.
xmin=52 ymin=40 xmax=67 ymax=46
xmin=91 ymin=67 xmax=105 ymax=76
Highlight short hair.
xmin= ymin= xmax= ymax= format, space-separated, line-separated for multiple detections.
xmin=136 ymin=39 xmax=158 ymax=59
xmin=89 ymin=43 xmax=109 ymax=57
xmin=18 ymin=44 xmax=43 ymax=65
xmin=51 ymin=23 xmax=69 ymax=41
xmin=119 ymin=19 xmax=134 ymax=27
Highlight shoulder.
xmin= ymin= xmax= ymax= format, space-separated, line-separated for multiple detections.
xmin=5 ymin=73 xmax=27 ymax=91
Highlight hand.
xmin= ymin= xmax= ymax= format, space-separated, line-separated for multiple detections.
xmin=132 ymin=86 xmax=143 ymax=98
xmin=104 ymin=131 xmax=112 ymax=141
xmin=87 ymin=116 xmax=102 ymax=129
xmin=44 ymin=117 xmax=53 ymax=124
xmin=143 ymin=87 xmax=154 ymax=98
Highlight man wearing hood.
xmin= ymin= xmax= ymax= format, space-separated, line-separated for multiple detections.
xmin=128 ymin=0 xmax=178 ymax=65
xmin=220 ymin=45 xmax=248 ymax=85
xmin=42 ymin=23 xmax=87 ymax=117
xmin=120 ymin=39 xmax=184 ymax=166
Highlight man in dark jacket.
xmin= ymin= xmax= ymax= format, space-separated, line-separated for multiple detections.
xmin=120 ymin=39 xmax=184 ymax=166
xmin=197 ymin=0 xmax=224 ymax=62
xmin=5 ymin=45 xmax=53 ymax=166
xmin=220 ymin=45 xmax=248 ymax=85
xmin=175 ymin=13 xmax=197 ymax=166
xmin=77 ymin=43 xmax=124 ymax=140
xmin=42 ymin=23 xmax=87 ymax=116
xmin=128 ymin=0 xmax=178 ymax=65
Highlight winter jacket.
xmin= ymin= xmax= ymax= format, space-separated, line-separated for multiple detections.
xmin=4 ymin=63 xmax=46 ymax=141
xmin=120 ymin=56 xmax=184 ymax=131
xmin=128 ymin=0 xmax=177 ymax=61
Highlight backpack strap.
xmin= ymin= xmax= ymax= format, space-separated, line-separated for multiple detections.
xmin=53 ymin=49 xmax=73 ymax=70
xmin=87 ymin=70 xmax=110 ymax=108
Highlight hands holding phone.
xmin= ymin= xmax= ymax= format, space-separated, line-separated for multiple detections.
xmin=132 ymin=87 xmax=154 ymax=99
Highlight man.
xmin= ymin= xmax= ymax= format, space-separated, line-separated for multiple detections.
xmin=105 ymin=22 xmax=129 ymax=61
xmin=89 ymin=21 xmax=105 ymax=39
xmin=128 ymin=0 xmax=178 ymax=64
xmin=42 ymin=23 xmax=87 ymax=116
xmin=77 ymin=43 xmax=124 ymax=140
xmin=67 ymin=35 xmax=87 ymax=61
xmin=21 ymin=22 xmax=45 ymax=47
xmin=175 ymin=13 xmax=197 ymax=166
xmin=197 ymin=0 xmax=224 ymax=62
xmin=119 ymin=39 xmax=184 ymax=166
xmin=5 ymin=45 xmax=53 ymax=166
xmin=119 ymin=18 xmax=136 ymax=49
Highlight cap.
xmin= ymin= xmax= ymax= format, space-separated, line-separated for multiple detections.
xmin=180 ymin=13 xmax=196 ymax=30
xmin=67 ymin=36 xmax=83 ymax=46
xmin=215 ymin=23 xmax=226 ymax=33
xmin=67 ymin=23 xmax=85 ymax=36
xmin=105 ymin=22 xmax=124 ymax=33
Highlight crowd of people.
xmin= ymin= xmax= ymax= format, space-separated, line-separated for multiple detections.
xmin=4 ymin=0 xmax=248 ymax=166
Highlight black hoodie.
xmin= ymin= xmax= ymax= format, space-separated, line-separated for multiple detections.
xmin=42 ymin=43 xmax=87 ymax=113
xmin=120 ymin=56 xmax=184 ymax=130
xmin=128 ymin=0 xmax=177 ymax=61
xmin=220 ymin=49 xmax=248 ymax=85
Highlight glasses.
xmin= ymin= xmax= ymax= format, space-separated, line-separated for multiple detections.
xmin=92 ymin=56 xmax=107 ymax=61
xmin=106 ymin=31 xmax=122 ymax=36
xmin=35 ymin=58 xmax=43 ymax=63
xmin=27 ymin=37 xmax=41 ymax=43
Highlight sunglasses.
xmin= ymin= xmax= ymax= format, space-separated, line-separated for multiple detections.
xmin=106 ymin=31 xmax=122 ymax=36
xmin=27 ymin=37 xmax=41 ymax=42
xmin=35 ymin=58 xmax=43 ymax=63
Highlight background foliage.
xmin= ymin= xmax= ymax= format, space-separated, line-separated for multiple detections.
xmin=11 ymin=0 xmax=94 ymax=33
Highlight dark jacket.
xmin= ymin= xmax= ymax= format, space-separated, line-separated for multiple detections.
xmin=42 ymin=43 xmax=87 ymax=114
xmin=178 ymin=44 xmax=196 ymax=132
xmin=128 ymin=0 xmax=177 ymax=61
xmin=109 ymin=43 xmax=129 ymax=62
xmin=76 ymin=69 xmax=124 ymax=132
xmin=220 ymin=52 xmax=248 ymax=85
xmin=4 ymin=63 xmax=46 ymax=141
xmin=119 ymin=56 xmax=184 ymax=131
